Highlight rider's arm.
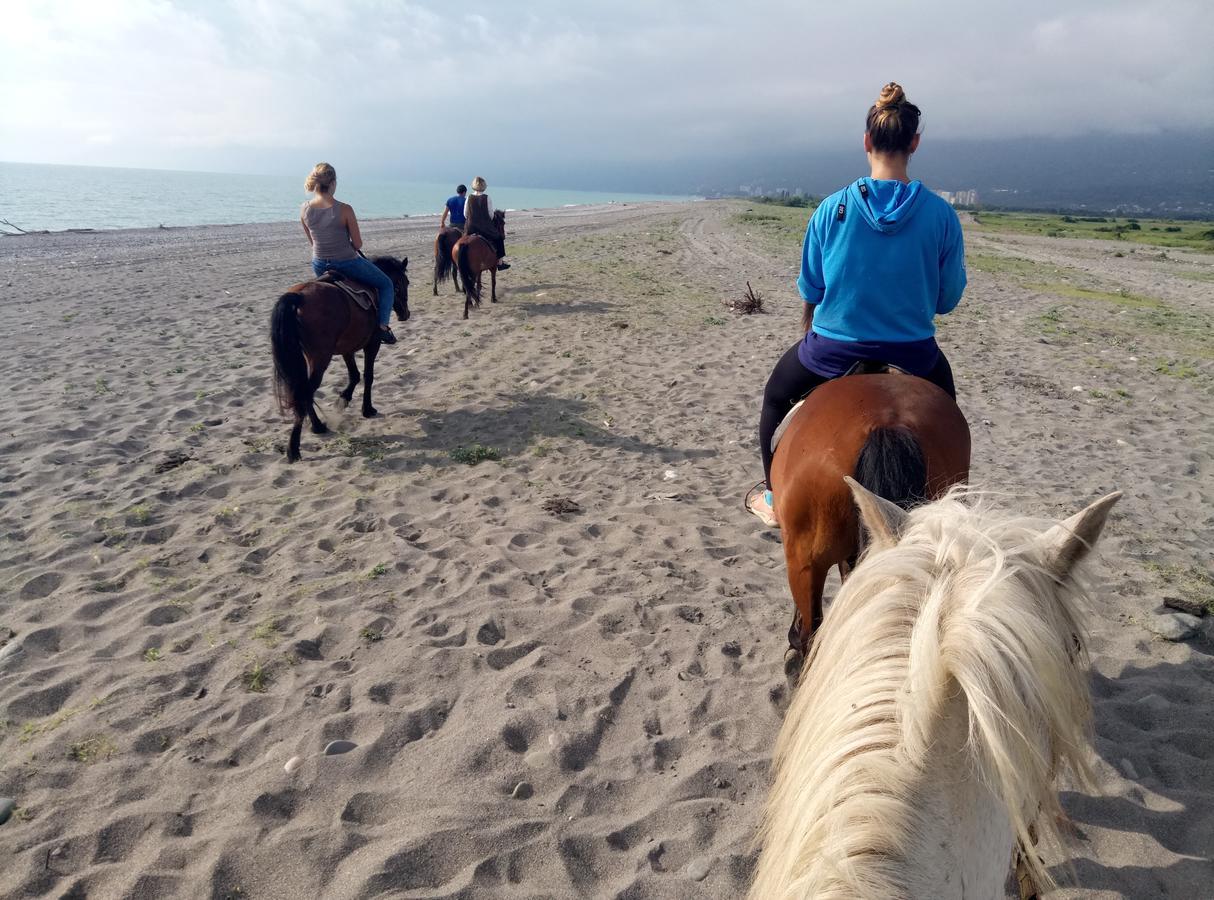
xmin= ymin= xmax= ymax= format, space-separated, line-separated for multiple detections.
xmin=796 ymin=211 xmax=826 ymax=305
xmin=486 ymin=195 xmax=495 ymax=217
xmin=343 ymin=203 xmax=364 ymax=251
xmin=440 ymin=205 xmax=449 ymax=227
xmin=936 ymin=212 xmax=966 ymax=314
xmin=301 ymin=205 xmax=313 ymax=246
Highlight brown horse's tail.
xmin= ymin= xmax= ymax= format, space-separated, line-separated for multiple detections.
xmin=270 ymin=292 xmax=312 ymax=418
xmin=456 ymin=241 xmax=481 ymax=306
xmin=434 ymin=232 xmax=456 ymax=287
xmin=853 ymin=427 xmax=927 ymax=510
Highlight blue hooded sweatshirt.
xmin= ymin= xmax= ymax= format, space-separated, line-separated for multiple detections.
xmin=795 ymin=178 xmax=966 ymax=375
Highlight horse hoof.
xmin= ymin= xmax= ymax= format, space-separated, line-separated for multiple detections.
xmin=363 ymin=407 xmax=378 ymax=418
xmin=311 ymin=422 xmax=329 ymax=435
xmin=337 ymin=396 xmax=351 ymax=409
xmin=783 ymin=648 xmax=804 ymax=679
xmin=286 ymin=451 xmax=300 ymax=463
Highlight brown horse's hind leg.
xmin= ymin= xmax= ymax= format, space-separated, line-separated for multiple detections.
xmin=338 ymin=354 xmax=360 ymax=408
xmin=287 ymin=415 xmax=304 ymax=463
xmin=361 ymin=342 xmax=380 ymax=418
xmin=490 ymin=268 xmax=497 ymax=303
xmin=307 ymin=358 xmax=331 ymax=434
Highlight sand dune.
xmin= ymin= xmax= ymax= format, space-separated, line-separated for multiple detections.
xmin=1 ymin=201 xmax=1211 ymax=898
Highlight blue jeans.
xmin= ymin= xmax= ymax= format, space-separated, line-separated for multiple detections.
xmin=312 ymin=256 xmax=394 ymax=326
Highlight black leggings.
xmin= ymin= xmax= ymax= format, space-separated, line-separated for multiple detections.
xmin=759 ymin=340 xmax=956 ymax=488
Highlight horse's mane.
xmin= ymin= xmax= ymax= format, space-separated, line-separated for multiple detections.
xmin=751 ymin=488 xmax=1096 ymax=899
xmin=370 ymin=255 xmax=405 ymax=279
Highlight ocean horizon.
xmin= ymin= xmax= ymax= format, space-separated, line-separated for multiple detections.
xmin=0 ymin=161 xmax=693 ymax=233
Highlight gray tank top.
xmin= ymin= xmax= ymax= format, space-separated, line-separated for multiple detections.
xmin=302 ymin=201 xmax=357 ymax=261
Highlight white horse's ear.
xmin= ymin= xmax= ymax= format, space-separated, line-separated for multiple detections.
xmin=1037 ymin=492 xmax=1121 ymax=579
xmin=844 ymin=476 xmax=908 ymax=553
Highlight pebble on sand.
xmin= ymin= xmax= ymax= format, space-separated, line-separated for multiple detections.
xmin=284 ymin=756 xmax=303 ymax=774
xmin=323 ymin=740 xmax=358 ymax=756
xmin=511 ymin=781 xmax=534 ymax=800
xmin=1146 ymin=612 xmax=1202 ymax=642
xmin=0 ymin=798 xmax=15 ymax=826
xmin=686 ymin=857 xmax=713 ymax=881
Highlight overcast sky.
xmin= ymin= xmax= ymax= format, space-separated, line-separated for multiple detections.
xmin=3 ymin=0 xmax=1211 ymax=186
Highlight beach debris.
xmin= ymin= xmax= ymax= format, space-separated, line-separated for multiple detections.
xmin=662 ymin=470 xmax=678 ymax=481
xmin=721 ymin=641 xmax=742 ymax=658
xmin=686 ymin=857 xmax=714 ymax=881
xmin=323 ymin=740 xmax=358 ymax=756
xmin=725 ymin=281 xmax=765 ymax=315
xmin=1163 ymin=596 xmax=1206 ymax=617
xmin=0 ymin=797 xmax=15 ymax=826
xmin=541 ymin=497 xmax=582 ymax=516
xmin=1145 ymin=612 xmax=1202 ymax=642
xmin=510 ymin=781 xmax=534 ymax=800
xmin=284 ymin=756 xmax=303 ymax=774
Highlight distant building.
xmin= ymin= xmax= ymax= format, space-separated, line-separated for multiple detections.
xmin=936 ymin=189 xmax=978 ymax=207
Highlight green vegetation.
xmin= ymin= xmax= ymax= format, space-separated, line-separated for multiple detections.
xmin=731 ymin=202 xmax=813 ymax=257
xmin=1142 ymin=562 xmax=1214 ymax=614
xmin=753 ymin=194 xmax=816 ymax=208
xmin=970 ymin=210 xmax=1214 ymax=252
xmin=360 ymin=627 xmax=383 ymax=643
xmin=450 ymin=444 xmax=501 ymax=465
xmin=69 ymin=735 xmax=117 ymax=763
xmin=332 ymin=434 xmax=390 ymax=461
xmin=143 ymin=647 xmax=162 ymax=662
xmin=252 ymin=618 xmax=282 ymax=646
xmin=243 ymin=659 xmax=271 ymax=693
xmin=367 ymin=563 xmax=388 ymax=579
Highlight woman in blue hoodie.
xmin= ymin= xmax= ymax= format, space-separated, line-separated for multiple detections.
xmin=747 ymin=83 xmax=966 ymax=527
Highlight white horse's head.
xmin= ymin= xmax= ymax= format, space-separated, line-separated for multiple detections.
xmin=751 ymin=485 xmax=1120 ymax=900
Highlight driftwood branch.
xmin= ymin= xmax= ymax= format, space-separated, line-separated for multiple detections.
xmin=725 ymin=280 xmax=765 ymax=315
xmin=0 ymin=218 xmax=29 ymax=235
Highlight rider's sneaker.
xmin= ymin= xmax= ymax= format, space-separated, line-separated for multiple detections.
xmin=497 ymin=261 xmax=511 ymax=270
xmin=746 ymin=485 xmax=779 ymax=528
xmin=379 ymin=327 xmax=397 ymax=345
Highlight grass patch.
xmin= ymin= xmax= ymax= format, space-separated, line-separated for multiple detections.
xmin=1154 ymin=359 xmax=1200 ymax=379
xmin=68 ymin=735 xmax=117 ymax=764
xmin=252 ymin=618 xmax=282 ymax=647
xmin=333 ymin=434 xmax=390 ymax=461
xmin=966 ymin=253 xmax=1045 ymax=278
xmin=143 ymin=647 xmax=162 ymax=662
xmin=970 ymin=211 xmax=1214 ymax=251
xmin=1029 ymin=283 xmax=1166 ymax=310
xmin=450 ymin=444 xmax=501 ymax=465
xmin=360 ymin=627 xmax=383 ymax=643
xmin=1142 ymin=562 xmax=1214 ymax=613
xmin=127 ymin=504 xmax=151 ymax=526
xmin=729 ymin=202 xmax=812 ymax=257
xmin=367 ymin=563 xmax=388 ymax=579
xmin=243 ymin=658 xmax=271 ymax=693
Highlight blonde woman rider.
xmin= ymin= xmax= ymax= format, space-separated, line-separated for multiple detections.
xmin=300 ymin=162 xmax=397 ymax=344
xmin=463 ymin=176 xmax=510 ymax=269
xmin=747 ymin=84 xmax=966 ymax=526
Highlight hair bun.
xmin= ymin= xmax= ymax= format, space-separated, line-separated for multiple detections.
xmin=877 ymin=82 xmax=905 ymax=109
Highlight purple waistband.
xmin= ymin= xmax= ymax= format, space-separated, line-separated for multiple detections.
xmin=798 ymin=332 xmax=940 ymax=378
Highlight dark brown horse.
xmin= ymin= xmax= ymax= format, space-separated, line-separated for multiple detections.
xmin=453 ymin=209 xmax=506 ymax=319
xmin=433 ymin=227 xmax=463 ymax=295
xmin=770 ymin=373 xmax=970 ymax=656
xmin=270 ymin=256 xmax=409 ymax=462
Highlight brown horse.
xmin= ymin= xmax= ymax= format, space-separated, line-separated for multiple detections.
xmin=453 ymin=209 xmax=506 ymax=318
xmin=770 ymin=373 xmax=970 ymax=656
xmin=432 ymin=226 xmax=463 ymax=295
xmin=270 ymin=256 xmax=410 ymax=462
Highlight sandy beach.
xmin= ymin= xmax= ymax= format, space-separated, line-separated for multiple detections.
xmin=1 ymin=200 xmax=1212 ymax=898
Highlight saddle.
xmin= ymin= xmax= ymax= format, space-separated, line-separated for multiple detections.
xmin=316 ymin=270 xmax=377 ymax=312
xmin=770 ymin=362 xmax=911 ymax=454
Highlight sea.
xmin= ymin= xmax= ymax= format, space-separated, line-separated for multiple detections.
xmin=0 ymin=161 xmax=690 ymax=233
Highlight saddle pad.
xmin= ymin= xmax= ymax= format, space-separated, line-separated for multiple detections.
xmin=770 ymin=399 xmax=806 ymax=454
xmin=316 ymin=271 xmax=376 ymax=311
xmin=769 ymin=368 xmax=912 ymax=454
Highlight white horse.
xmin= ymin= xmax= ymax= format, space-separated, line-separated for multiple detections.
xmin=750 ymin=480 xmax=1120 ymax=900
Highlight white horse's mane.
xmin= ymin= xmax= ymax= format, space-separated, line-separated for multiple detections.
xmin=750 ymin=489 xmax=1098 ymax=899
